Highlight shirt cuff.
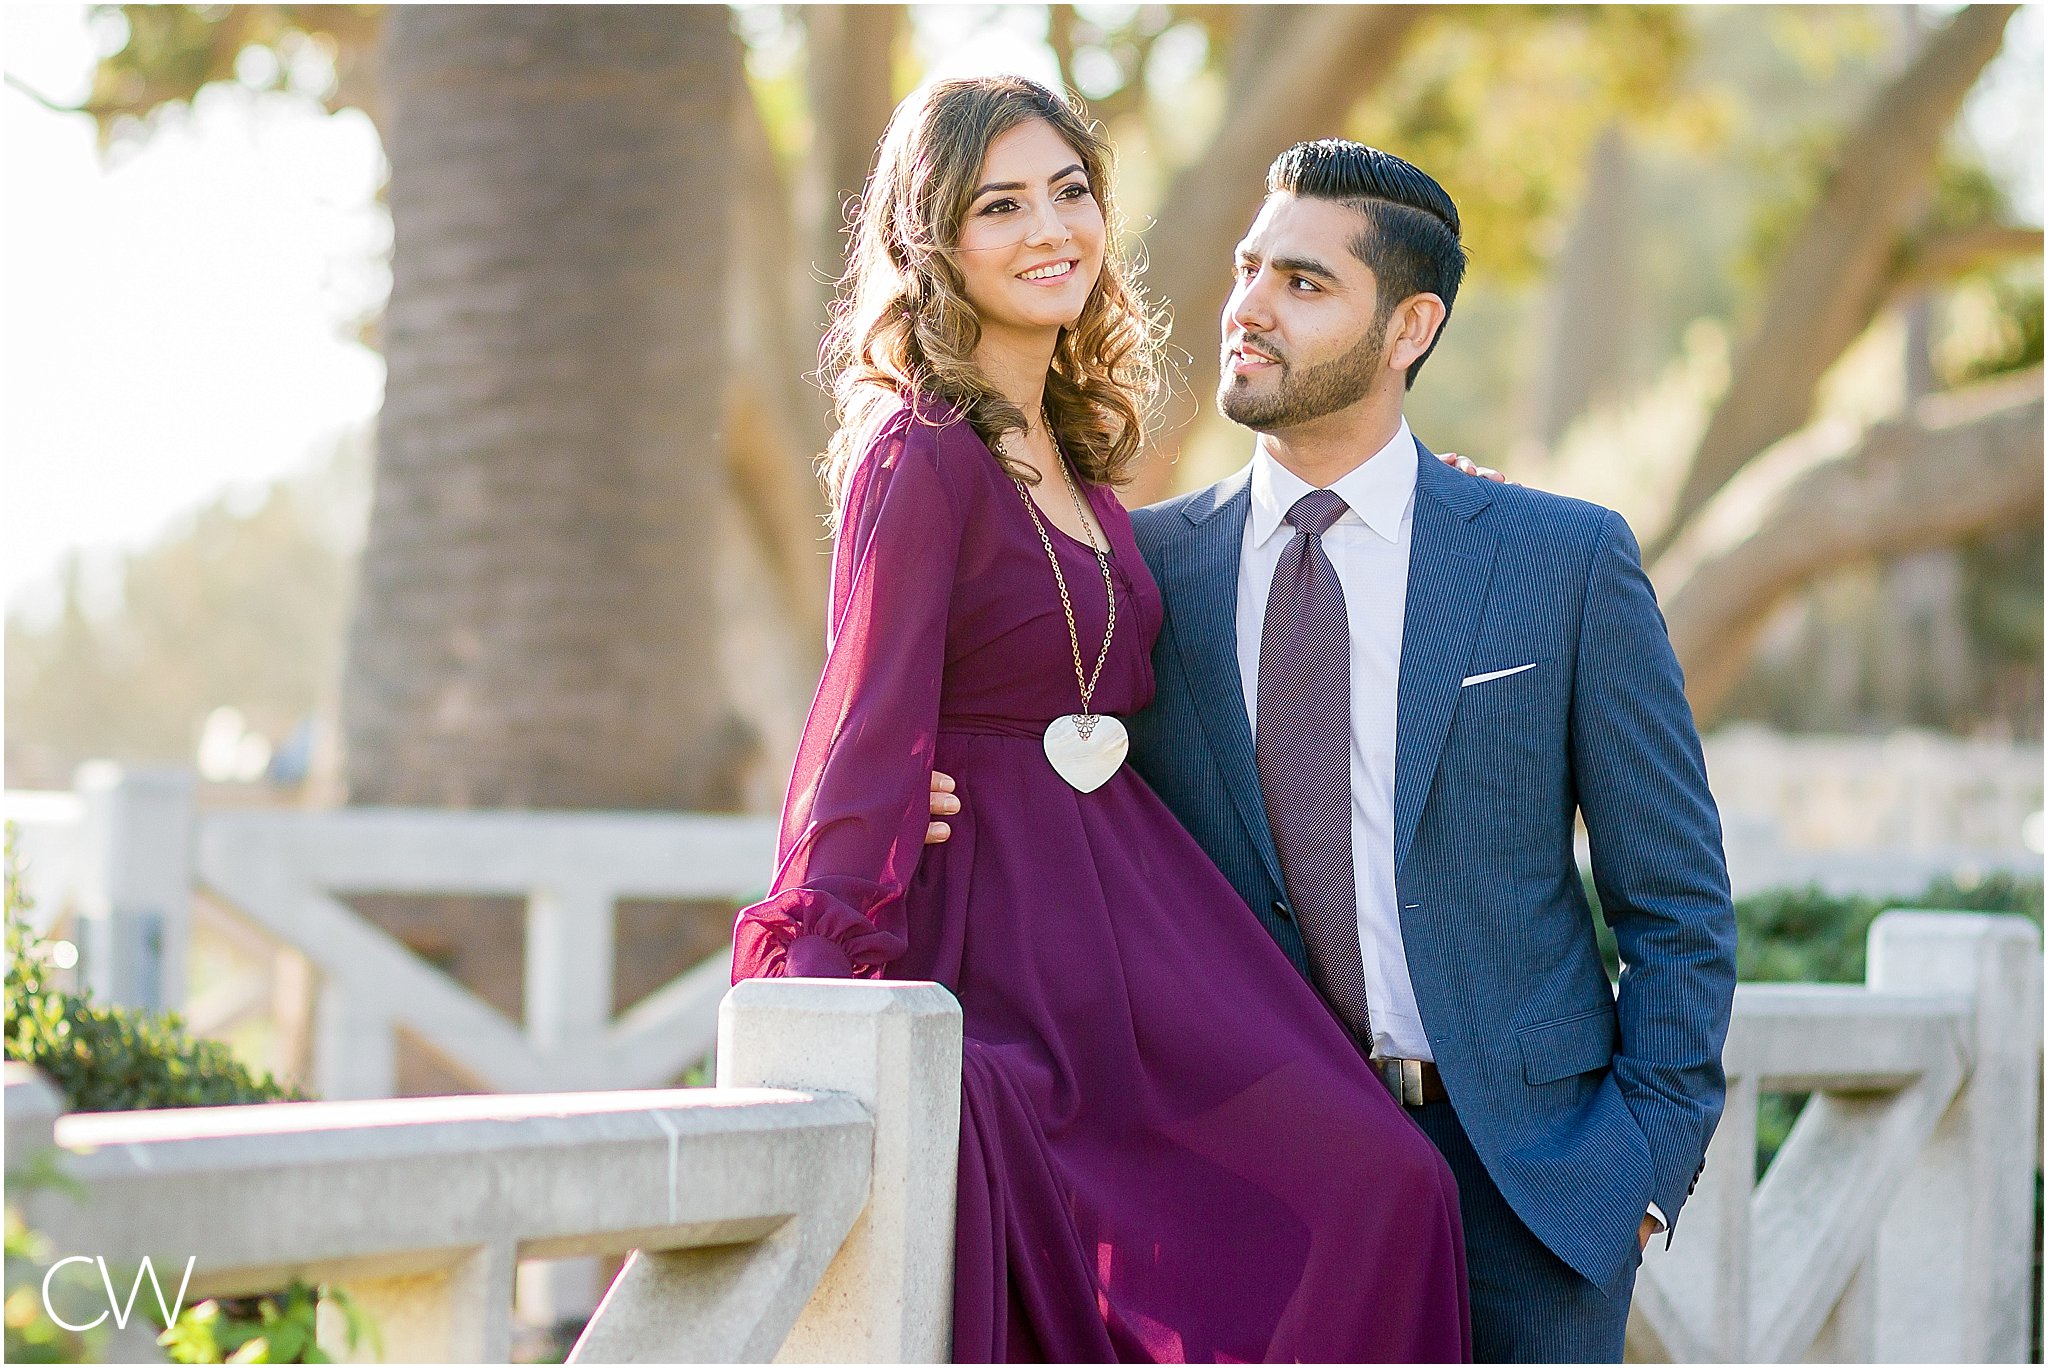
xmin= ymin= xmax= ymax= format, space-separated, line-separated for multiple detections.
xmin=1645 ymin=1201 xmax=1668 ymax=1232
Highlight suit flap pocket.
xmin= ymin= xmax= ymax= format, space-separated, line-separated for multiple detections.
xmin=1518 ymin=1007 xmax=1619 ymax=1085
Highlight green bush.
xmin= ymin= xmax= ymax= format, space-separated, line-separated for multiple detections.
xmin=1587 ymin=871 xmax=2044 ymax=1165
xmin=4 ymin=843 xmax=302 ymax=1114
xmin=3 ymin=831 xmax=366 ymax=1364
xmin=154 ymin=1284 xmax=376 ymax=1366
xmin=1588 ymin=870 xmax=2044 ymax=985
xmin=5 ymin=1155 xmax=100 ymax=1364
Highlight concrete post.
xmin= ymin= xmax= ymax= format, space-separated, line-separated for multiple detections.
xmin=1647 ymin=1070 xmax=1756 ymax=1359
xmin=520 ymin=883 xmax=617 ymax=1331
xmin=313 ymin=978 xmax=397 ymax=1100
xmin=334 ymin=1242 xmax=518 ymax=1363
xmin=717 ymin=978 xmax=963 ymax=1364
xmin=5 ymin=1062 xmax=63 ymax=1176
xmin=1866 ymin=911 xmax=2043 ymax=1362
xmin=524 ymin=883 xmax=614 ymax=1054
xmin=73 ymin=764 xmax=196 ymax=1012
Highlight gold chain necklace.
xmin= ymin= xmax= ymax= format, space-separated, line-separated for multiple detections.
xmin=1011 ymin=430 xmax=1129 ymax=793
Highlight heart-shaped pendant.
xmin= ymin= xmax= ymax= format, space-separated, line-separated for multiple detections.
xmin=1044 ymin=714 xmax=1128 ymax=793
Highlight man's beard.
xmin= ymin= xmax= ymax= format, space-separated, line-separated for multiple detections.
xmin=1217 ymin=316 xmax=1388 ymax=432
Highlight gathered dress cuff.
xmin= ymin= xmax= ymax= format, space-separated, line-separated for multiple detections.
xmin=732 ymin=886 xmax=909 ymax=980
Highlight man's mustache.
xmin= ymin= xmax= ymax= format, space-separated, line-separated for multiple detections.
xmin=1224 ymin=333 xmax=1285 ymax=367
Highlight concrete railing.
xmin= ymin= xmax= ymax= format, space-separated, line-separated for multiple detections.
xmin=8 ymin=921 xmax=2037 ymax=1363
xmin=8 ymin=980 xmax=963 ymax=1364
xmin=1629 ymin=911 xmax=2042 ymax=1362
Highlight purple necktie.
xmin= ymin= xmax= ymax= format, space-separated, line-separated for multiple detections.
xmin=1257 ymin=488 xmax=1372 ymax=1049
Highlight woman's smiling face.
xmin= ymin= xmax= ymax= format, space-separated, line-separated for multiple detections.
xmin=952 ymin=117 xmax=1106 ymax=343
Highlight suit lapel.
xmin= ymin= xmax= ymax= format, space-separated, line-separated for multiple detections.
xmin=1394 ymin=442 xmax=1501 ymax=872
xmin=1163 ymin=474 xmax=1287 ymax=896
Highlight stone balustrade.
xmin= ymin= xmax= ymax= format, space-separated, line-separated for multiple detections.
xmin=7 ymin=980 xmax=962 ymax=1364
xmin=1630 ymin=911 xmax=2041 ymax=1362
xmin=10 ymin=915 xmax=2038 ymax=1363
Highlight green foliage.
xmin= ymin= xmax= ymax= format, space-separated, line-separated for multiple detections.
xmin=156 ymin=1284 xmax=375 ymax=1365
xmin=4 ymin=833 xmax=364 ymax=1364
xmin=1746 ymin=873 xmax=2041 ymax=981
xmin=1588 ymin=869 xmax=2044 ymax=984
xmin=1948 ymin=272 xmax=2046 ymax=388
xmin=1587 ymin=872 xmax=2042 ymax=1189
xmin=5 ymin=1153 xmax=102 ymax=1363
xmin=1729 ymin=875 xmax=2042 ymax=1178
xmin=1360 ymin=6 xmax=1698 ymax=282
xmin=4 ymin=854 xmax=302 ymax=1113
xmin=85 ymin=4 xmax=384 ymax=143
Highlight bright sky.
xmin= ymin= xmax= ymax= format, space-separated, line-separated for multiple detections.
xmin=4 ymin=4 xmax=389 ymax=623
xmin=2 ymin=4 xmax=2040 ymax=626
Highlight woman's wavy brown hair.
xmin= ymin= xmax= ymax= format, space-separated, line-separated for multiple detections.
xmin=818 ymin=75 xmax=1164 ymax=517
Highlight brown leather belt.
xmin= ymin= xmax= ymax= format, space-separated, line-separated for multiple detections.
xmin=1373 ymin=1056 xmax=1448 ymax=1107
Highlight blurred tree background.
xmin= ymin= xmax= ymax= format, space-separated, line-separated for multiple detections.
xmin=9 ymin=4 xmax=2039 ymax=800
xmin=5 ymin=6 xmax=2041 ymax=1052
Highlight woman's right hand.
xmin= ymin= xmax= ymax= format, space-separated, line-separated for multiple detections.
xmin=927 ymin=770 xmax=960 ymax=843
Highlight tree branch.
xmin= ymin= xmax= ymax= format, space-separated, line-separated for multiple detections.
xmin=727 ymin=83 xmax=830 ymax=658
xmin=4 ymin=72 xmax=89 ymax=115
xmin=721 ymin=10 xmax=904 ymax=660
xmin=1655 ymin=4 xmax=2020 ymax=558
xmin=1048 ymin=6 xmax=1079 ymax=94
xmin=1892 ymin=222 xmax=2045 ymax=293
xmin=1657 ymin=368 xmax=2044 ymax=722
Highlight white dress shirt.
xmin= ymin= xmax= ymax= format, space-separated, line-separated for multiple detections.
xmin=1235 ymin=418 xmax=1432 ymax=1062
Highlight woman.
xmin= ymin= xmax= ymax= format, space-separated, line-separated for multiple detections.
xmin=733 ymin=75 xmax=1471 ymax=1363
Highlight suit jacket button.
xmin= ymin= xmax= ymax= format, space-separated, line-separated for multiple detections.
xmin=1271 ymin=901 xmax=1294 ymax=923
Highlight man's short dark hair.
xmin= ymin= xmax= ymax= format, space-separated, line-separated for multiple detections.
xmin=1265 ymin=139 xmax=1465 ymax=389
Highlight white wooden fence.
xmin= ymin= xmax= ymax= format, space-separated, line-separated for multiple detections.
xmin=8 ymin=980 xmax=963 ymax=1364
xmin=8 ymin=765 xmax=774 ymax=1101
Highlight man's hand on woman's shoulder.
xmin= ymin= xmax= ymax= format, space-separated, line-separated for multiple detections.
xmin=1437 ymin=451 xmax=1509 ymax=483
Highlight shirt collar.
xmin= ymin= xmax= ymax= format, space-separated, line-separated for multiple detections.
xmin=1247 ymin=417 xmax=1417 ymax=550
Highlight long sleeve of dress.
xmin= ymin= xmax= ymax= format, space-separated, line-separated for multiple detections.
xmin=731 ymin=405 xmax=966 ymax=980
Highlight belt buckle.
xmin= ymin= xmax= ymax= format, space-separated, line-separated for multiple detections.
xmin=1376 ymin=1057 xmax=1425 ymax=1107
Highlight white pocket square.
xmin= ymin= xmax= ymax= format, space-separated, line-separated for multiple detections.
xmin=1460 ymin=662 xmax=1538 ymax=687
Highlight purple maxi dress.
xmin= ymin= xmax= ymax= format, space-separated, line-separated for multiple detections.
xmin=734 ymin=396 xmax=1471 ymax=1364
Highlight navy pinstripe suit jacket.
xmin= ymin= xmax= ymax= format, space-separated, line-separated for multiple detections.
xmin=1126 ymin=439 xmax=1738 ymax=1302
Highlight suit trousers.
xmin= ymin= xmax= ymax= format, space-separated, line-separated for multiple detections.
xmin=1410 ymin=1101 xmax=1634 ymax=1363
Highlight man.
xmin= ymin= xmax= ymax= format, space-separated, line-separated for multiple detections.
xmin=936 ymin=139 xmax=1736 ymax=1360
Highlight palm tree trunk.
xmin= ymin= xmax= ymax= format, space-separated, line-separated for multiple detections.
xmin=344 ymin=4 xmax=749 ymax=813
